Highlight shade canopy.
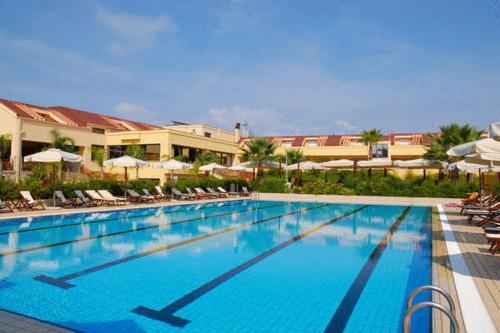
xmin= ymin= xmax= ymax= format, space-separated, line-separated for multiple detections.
xmin=103 ymin=155 xmax=149 ymax=168
xmin=447 ymin=122 xmax=500 ymax=157
xmin=239 ymin=160 xmax=282 ymax=169
xmin=286 ymin=161 xmax=326 ymax=170
xmin=229 ymin=165 xmax=252 ymax=172
xmin=448 ymin=160 xmax=500 ymax=173
xmin=488 ymin=122 xmax=500 ymax=140
xmin=23 ymin=148 xmax=83 ymax=163
xmin=393 ymin=158 xmax=447 ymax=169
xmin=357 ymin=158 xmax=393 ymax=168
xmin=199 ymin=162 xmax=227 ymax=172
xmin=153 ymin=159 xmax=192 ymax=170
xmin=321 ymin=159 xmax=354 ymax=168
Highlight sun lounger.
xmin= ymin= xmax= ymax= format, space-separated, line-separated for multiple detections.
xmin=485 ymin=233 xmax=500 ymax=255
xmin=199 ymin=187 xmax=219 ymax=199
xmin=19 ymin=191 xmax=45 ymax=210
xmin=186 ymin=187 xmax=204 ymax=199
xmin=75 ymin=190 xmax=98 ymax=206
xmin=127 ymin=189 xmax=154 ymax=203
xmin=0 ymin=199 xmax=15 ymax=212
xmin=85 ymin=190 xmax=116 ymax=206
xmin=206 ymin=187 xmax=227 ymax=198
xmin=143 ymin=189 xmax=161 ymax=201
xmin=155 ymin=186 xmax=168 ymax=200
xmin=217 ymin=186 xmax=238 ymax=197
xmin=459 ymin=194 xmax=497 ymax=213
xmin=464 ymin=202 xmax=500 ymax=225
xmin=240 ymin=186 xmax=251 ymax=197
xmin=172 ymin=188 xmax=196 ymax=200
xmin=98 ymin=190 xmax=127 ymax=205
xmin=54 ymin=190 xmax=78 ymax=208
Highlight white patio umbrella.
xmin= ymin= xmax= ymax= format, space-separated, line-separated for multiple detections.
xmin=153 ymin=159 xmax=192 ymax=197
xmin=286 ymin=161 xmax=326 ymax=171
xmin=447 ymin=122 xmax=500 ymax=157
xmin=357 ymin=158 xmax=393 ymax=168
xmin=24 ymin=148 xmax=83 ymax=206
xmin=448 ymin=160 xmax=500 ymax=173
xmin=229 ymin=165 xmax=251 ymax=192
xmin=321 ymin=159 xmax=355 ymax=168
xmin=199 ymin=162 xmax=227 ymax=173
xmin=394 ymin=158 xmax=447 ymax=179
xmin=103 ymin=155 xmax=149 ymax=189
xmin=154 ymin=159 xmax=192 ymax=181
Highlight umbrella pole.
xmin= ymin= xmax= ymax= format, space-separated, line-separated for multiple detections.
xmin=236 ymin=171 xmax=239 ymax=194
xmin=53 ymin=163 xmax=57 ymax=207
xmin=124 ymin=167 xmax=128 ymax=196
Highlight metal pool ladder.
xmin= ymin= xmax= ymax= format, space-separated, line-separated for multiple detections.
xmin=404 ymin=285 xmax=459 ymax=333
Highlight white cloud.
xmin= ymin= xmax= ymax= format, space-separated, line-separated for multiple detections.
xmin=96 ymin=8 xmax=175 ymax=42
xmin=114 ymin=102 xmax=161 ymax=124
xmin=335 ymin=120 xmax=358 ymax=132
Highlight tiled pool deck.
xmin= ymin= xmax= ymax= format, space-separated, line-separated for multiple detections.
xmin=0 ymin=193 xmax=497 ymax=332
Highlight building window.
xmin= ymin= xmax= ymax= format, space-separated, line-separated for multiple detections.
xmin=372 ymin=144 xmax=388 ymax=158
xmin=108 ymin=145 xmax=126 ymax=159
xmin=145 ymin=144 xmax=160 ymax=161
xmin=91 ymin=145 xmax=106 ymax=161
xmin=92 ymin=127 xmax=105 ymax=134
xmin=350 ymin=140 xmax=364 ymax=146
xmin=204 ymin=132 xmax=212 ymax=138
xmin=281 ymin=140 xmax=294 ymax=147
xmin=305 ymin=140 xmax=318 ymax=147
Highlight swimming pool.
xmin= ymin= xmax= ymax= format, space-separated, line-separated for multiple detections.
xmin=0 ymin=199 xmax=432 ymax=332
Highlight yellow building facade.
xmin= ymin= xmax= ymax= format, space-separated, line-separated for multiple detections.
xmin=0 ymin=98 xmax=432 ymax=184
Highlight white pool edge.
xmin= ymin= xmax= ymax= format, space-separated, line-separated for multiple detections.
xmin=437 ymin=204 xmax=496 ymax=333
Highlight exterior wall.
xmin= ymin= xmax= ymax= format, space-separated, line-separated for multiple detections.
xmin=105 ymin=128 xmax=239 ymax=184
xmin=166 ymin=124 xmax=236 ymax=142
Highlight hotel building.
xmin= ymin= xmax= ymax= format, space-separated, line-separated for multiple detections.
xmin=0 ymin=98 xmax=432 ymax=183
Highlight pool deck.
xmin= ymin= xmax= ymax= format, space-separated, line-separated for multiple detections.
xmin=0 ymin=193 xmax=497 ymax=332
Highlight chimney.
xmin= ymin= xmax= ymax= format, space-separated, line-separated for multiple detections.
xmin=234 ymin=122 xmax=241 ymax=143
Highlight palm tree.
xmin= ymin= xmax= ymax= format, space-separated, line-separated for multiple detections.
xmin=424 ymin=123 xmax=481 ymax=161
xmin=286 ymin=149 xmax=305 ymax=185
xmin=49 ymin=129 xmax=76 ymax=152
xmin=361 ymin=128 xmax=382 ymax=160
xmin=240 ymin=138 xmax=276 ymax=180
xmin=91 ymin=146 xmax=107 ymax=179
xmin=274 ymin=153 xmax=286 ymax=178
xmin=0 ymin=135 xmax=9 ymax=179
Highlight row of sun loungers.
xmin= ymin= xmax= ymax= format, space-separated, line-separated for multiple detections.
xmin=0 ymin=185 xmax=251 ymax=212
xmin=172 ymin=187 xmax=250 ymax=201
xmin=458 ymin=192 xmax=500 ymax=255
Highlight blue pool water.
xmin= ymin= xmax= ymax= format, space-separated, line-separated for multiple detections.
xmin=0 ymin=200 xmax=432 ymax=332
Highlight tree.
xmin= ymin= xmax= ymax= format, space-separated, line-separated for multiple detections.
xmin=286 ymin=149 xmax=305 ymax=186
xmin=91 ymin=146 xmax=107 ymax=179
xmin=125 ymin=144 xmax=146 ymax=160
xmin=424 ymin=123 xmax=481 ymax=161
xmin=0 ymin=135 xmax=9 ymax=179
xmin=194 ymin=152 xmax=222 ymax=173
xmin=240 ymin=138 xmax=276 ymax=180
xmin=361 ymin=128 xmax=382 ymax=160
xmin=274 ymin=153 xmax=286 ymax=178
xmin=49 ymin=129 xmax=76 ymax=152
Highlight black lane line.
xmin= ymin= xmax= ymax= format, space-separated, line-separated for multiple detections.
xmin=35 ymin=203 xmax=331 ymax=289
xmin=0 ymin=202 xmax=287 ymax=257
xmin=132 ymin=205 xmax=369 ymax=328
xmin=0 ymin=200 xmax=249 ymax=236
xmin=323 ymin=206 xmax=411 ymax=333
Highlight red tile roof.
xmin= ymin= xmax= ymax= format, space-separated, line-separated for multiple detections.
xmin=0 ymin=98 xmax=160 ymax=132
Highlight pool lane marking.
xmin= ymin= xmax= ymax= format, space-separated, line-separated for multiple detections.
xmin=323 ymin=206 xmax=411 ymax=333
xmin=34 ymin=203 xmax=332 ymax=289
xmin=131 ymin=205 xmax=369 ymax=328
xmin=0 ymin=200 xmax=249 ymax=236
xmin=0 ymin=202 xmax=287 ymax=257
xmin=437 ymin=204 xmax=496 ymax=333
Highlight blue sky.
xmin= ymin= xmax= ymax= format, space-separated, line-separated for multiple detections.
xmin=0 ymin=0 xmax=499 ymax=135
